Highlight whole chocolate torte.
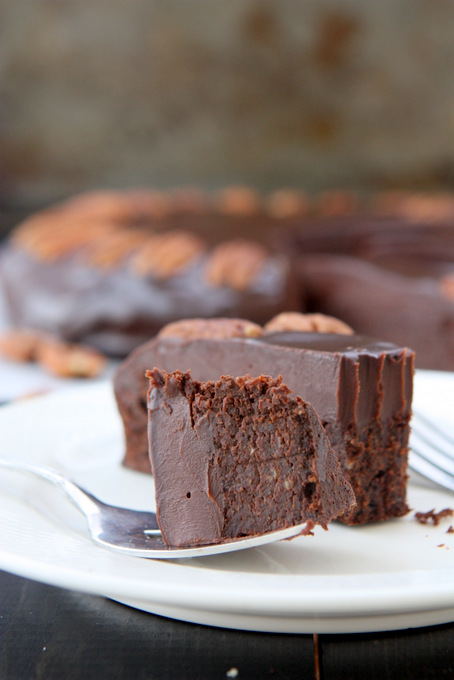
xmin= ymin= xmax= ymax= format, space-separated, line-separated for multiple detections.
xmin=0 ymin=188 xmax=300 ymax=357
xmin=113 ymin=314 xmax=414 ymax=526
xmin=147 ymin=368 xmax=356 ymax=547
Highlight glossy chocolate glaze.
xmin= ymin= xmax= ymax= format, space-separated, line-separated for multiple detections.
xmin=256 ymin=331 xmax=413 ymax=430
xmin=258 ymin=331 xmax=400 ymax=355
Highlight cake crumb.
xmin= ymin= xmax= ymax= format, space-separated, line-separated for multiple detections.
xmin=447 ymin=526 xmax=454 ymax=534
xmin=226 ymin=668 xmax=239 ymax=678
xmin=414 ymin=508 xmax=454 ymax=526
xmin=437 ymin=544 xmax=446 ymax=548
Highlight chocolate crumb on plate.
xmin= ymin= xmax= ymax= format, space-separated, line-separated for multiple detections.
xmin=414 ymin=508 xmax=454 ymax=526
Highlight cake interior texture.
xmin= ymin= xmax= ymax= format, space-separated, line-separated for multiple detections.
xmin=147 ymin=368 xmax=355 ymax=548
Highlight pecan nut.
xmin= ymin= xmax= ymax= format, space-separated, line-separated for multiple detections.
xmin=169 ymin=188 xmax=208 ymax=215
xmin=0 ymin=329 xmax=43 ymax=362
xmin=440 ymin=273 xmax=454 ymax=301
xmin=158 ymin=318 xmax=263 ymax=340
xmin=12 ymin=211 xmax=120 ymax=260
xmin=315 ymin=190 xmax=359 ymax=217
xmin=36 ymin=340 xmax=106 ymax=378
xmin=62 ymin=190 xmax=148 ymax=223
xmin=266 ymin=190 xmax=309 ymax=219
xmin=205 ymin=240 xmax=268 ymax=291
xmin=264 ymin=312 xmax=354 ymax=335
xmin=215 ymin=187 xmax=261 ymax=216
xmin=376 ymin=193 xmax=454 ymax=222
xmin=84 ymin=228 xmax=149 ymax=269
xmin=131 ymin=231 xmax=206 ymax=278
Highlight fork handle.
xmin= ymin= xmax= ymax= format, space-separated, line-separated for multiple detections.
xmin=0 ymin=457 xmax=99 ymax=517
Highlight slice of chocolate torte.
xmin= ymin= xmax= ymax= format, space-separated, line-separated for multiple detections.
xmin=114 ymin=314 xmax=414 ymax=526
xmin=146 ymin=368 xmax=356 ymax=547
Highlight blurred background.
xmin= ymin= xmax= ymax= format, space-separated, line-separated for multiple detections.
xmin=2 ymin=0 xmax=454 ymax=233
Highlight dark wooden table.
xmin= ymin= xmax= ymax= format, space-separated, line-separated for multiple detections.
xmin=1 ymin=569 xmax=453 ymax=680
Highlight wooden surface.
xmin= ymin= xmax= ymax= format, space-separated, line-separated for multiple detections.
xmin=1 ymin=570 xmax=453 ymax=680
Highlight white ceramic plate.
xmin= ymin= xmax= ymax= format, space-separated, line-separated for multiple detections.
xmin=0 ymin=371 xmax=453 ymax=634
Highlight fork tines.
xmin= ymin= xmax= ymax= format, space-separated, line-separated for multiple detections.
xmin=409 ymin=410 xmax=454 ymax=493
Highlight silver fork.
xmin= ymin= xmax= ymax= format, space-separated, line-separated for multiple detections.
xmin=409 ymin=411 xmax=454 ymax=493
xmin=0 ymin=457 xmax=310 ymax=559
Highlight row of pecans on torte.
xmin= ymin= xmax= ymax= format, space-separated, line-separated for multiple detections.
xmin=11 ymin=186 xmax=354 ymax=237
xmin=12 ymin=215 xmax=268 ymax=291
xmin=13 ymin=185 xmax=454 ymax=233
xmin=10 ymin=188 xmax=301 ymax=291
xmin=13 ymin=222 xmax=273 ymax=293
xmin=0 ymin=311 xmax=353 ymax=379
xmin=9 ymin=186 xmax=454 ymax=288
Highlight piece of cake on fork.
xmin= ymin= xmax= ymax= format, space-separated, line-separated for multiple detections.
xmin=146 ymin=368 xmax=356 ymax=548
